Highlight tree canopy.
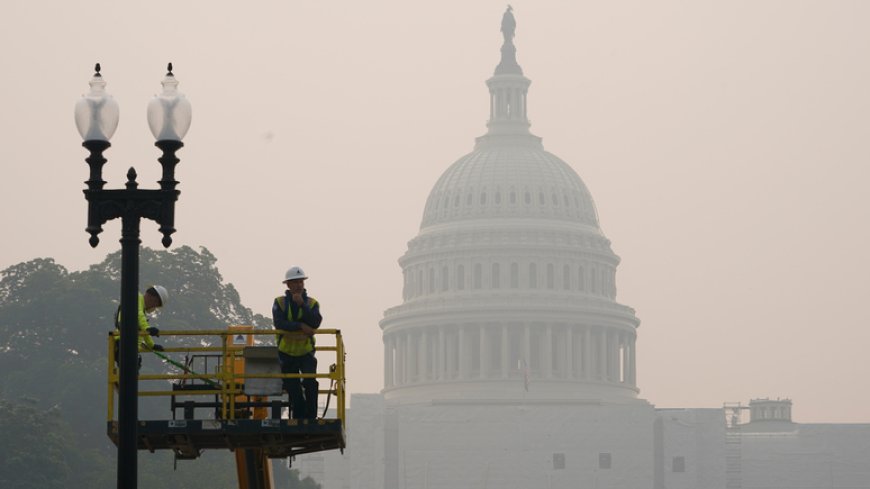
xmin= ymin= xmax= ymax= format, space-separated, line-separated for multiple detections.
xmin=0 ymin=246 xmax=269 ymax=363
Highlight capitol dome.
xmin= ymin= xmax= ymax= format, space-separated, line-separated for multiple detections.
xmin=381 ymin=8 xmax=641 ymax=405
xmin=421 ymin=141 xmax=600 ymax=228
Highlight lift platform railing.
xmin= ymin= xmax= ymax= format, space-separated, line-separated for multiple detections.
xmin=107 ymin=328 xmax=346 ymax=429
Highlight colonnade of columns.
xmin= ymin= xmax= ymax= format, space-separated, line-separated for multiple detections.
xmin=489 ymin=86 xmax=528 ymax=120
xmin=383 ymin=324 xmax=636 ymax=389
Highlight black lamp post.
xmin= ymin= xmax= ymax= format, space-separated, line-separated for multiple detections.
xmin=76 ymin=63 xmax=191 ymax=489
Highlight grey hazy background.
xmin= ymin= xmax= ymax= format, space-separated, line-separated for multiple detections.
xmin=1 ymin=1 xmax=868 ymax=422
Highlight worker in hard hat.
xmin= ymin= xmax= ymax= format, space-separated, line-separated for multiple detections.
xmin=272 ymin=267 xmax=322 ymax=419
xmin=114 ymin=285 xmax=168 ymax=368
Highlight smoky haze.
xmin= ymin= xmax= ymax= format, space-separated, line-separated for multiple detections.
xmin=0 ymin=0 xmax=868 ymax=428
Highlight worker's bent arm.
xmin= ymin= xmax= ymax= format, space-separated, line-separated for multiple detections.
xmin=300 ymin=301 xmax=322 ymax=329
xmin=137 ymin=294 xmax=155 ymax=349
xmin=273 ymin=299 xmax=303 ymax=331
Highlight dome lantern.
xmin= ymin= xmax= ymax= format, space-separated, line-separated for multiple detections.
xmin=484 ymin=6 xmax=533 ymax=139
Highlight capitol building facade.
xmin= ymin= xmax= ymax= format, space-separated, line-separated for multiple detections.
xmin=296 ymin=9 xmax=870 ymax=489
xmin=380 ymin=8 xmax=639 ymax=406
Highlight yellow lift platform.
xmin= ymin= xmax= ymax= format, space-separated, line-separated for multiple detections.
xmin=106 ymin=326 xmax=346 ymax=472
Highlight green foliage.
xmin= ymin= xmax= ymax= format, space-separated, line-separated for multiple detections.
xmin=0 ymin=246 xmax=275 ymax=488
xmin=0 ymin=246 xmax=269 ymax=362
xmin=0 ymin=395 xmax=113 ymax=489
xmin=95 ymin=246 xmax=268 ymax=330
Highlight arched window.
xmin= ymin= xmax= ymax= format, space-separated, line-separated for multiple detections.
xmin=562 ymin=265 xmax=571 ymax=290
xmin=473 ymin=264 xmax=483 ymax=289
xmin=510 ymin=263 xmax=519 ymax=288
xmin=492 ymin=263 xmax=501 ymax=289
xmin=510 ymin=191 xmax=516 ymax=204
xmin=529 ymin=263 xmax=538 ymax=289
xmin=546 ymin=263 xmax=555 ymax=289
xmin=457 ymin=264 xmax=465 ymax=290
xmin=441 ymin=266 xmax=449 ymax=292
xmin=578 ymin=266 xmax=585 ymax=291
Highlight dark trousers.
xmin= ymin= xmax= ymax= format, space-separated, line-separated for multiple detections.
xmin=278 ymin=351 xmax=318 ymax=419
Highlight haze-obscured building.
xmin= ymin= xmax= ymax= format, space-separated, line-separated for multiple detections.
xmin=293 ymin=9 xmax=870 ymax=489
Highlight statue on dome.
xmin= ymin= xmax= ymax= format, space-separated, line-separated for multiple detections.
xmin=501 ymin=5 xmax=516 ymax=42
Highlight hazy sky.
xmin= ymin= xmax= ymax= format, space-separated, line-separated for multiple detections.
xmin=1 ymin=1 xmax=868 ymax=423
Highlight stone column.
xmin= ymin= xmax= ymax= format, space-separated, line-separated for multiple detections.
xmin=479 ymin=326 xmax=487 ymax=379
xmin=419 ymin=331 xmax=428 ymax=382
xmin=543 ymin=325 xmax=553 ymax=379
xmin=395 ymin=332 xmax=404 ymax=386
xmin=623 ymin=334 xmax=630 ymax=385
xmin=616 ymin=332 xmax=628 ymax=383
xmin=523 ymin=325 xmax=531 ymax=376
xmin=584 ymin=327 xmax=592 ymax=380
xmin=620 ymin=333 xmax=627 ymax=384
xmin=629 ymin=334 xmax=637 ymax=386
xmin=501 ymin=325 xmax=509 ymax=379
xmin=611 ymin=331 xmax=619 ymax=382
xmin=446 ymin=329 xmax=455 ymax=379
xmin=458 ymin=326 xmax=468 ymax=379
xmin=508 ymin=88 xmax=515 ymax=118
xmin=437 ymin=328 xmax=445 ymax=381
xmin=616 ymin=332 xmax=624 ymax=383
xmin=523 ymin=89 xmax=528 ymax=118
xmin=405 ymin=332 xmax=413 ymax=384
xmin=608 ymin=331 xmax=616 ymax=382
xmin=598 ymin=329 xmax=607 ymax=381
xmin=565 ymin=327 xmax=574 ymax=380
xmin=384 ymin=335 xmax=393 ymax=388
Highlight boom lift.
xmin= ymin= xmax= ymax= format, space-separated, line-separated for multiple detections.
xmin=106 ymin=326 xmax=346 ymax=489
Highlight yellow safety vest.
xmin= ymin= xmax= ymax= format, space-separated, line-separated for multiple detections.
xmin=275 ymin=296 xmax=318 ymax=356
xmin=114 ymin=294 xmax=155 ymax=352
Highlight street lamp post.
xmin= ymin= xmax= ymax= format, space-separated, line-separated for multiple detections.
xmin=76 ymin=63 xmax=191 ymax=489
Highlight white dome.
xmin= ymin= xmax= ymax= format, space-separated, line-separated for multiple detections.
xmin=421 ymin=136 xmax=599 ymax=229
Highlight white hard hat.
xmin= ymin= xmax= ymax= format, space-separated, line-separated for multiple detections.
xmin=149 ymin=285 xmax=169 ymax=307
xmin=283 ymin=266 xmax=308 ymax=282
